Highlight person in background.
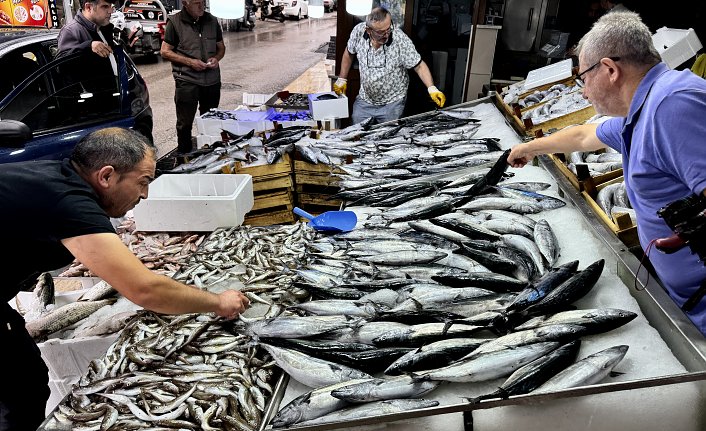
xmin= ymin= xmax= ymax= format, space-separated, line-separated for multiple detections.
xmin=160 ymin=0 xmax=225 ymax=154
xmin=57 ymin=0 xmax=116 ymax=58
xmin=0 ymin=128 xmax=249 ymax=431
xmin=507 ymin=12 xmax=706 ymax=335
xmin=333 ymin=7 xmax=446 ymax=124
xmin=600 ymin=0 xmax=630 ymax=13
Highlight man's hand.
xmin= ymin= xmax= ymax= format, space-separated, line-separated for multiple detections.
xmin=91 ymin=41 xmax=113 ymax=58
xmin=190 ymin=58 xmax=209 ymax=71
xmin=206 ymin=57 xmax=219 ymax=69
xmin=333 ymin=77 xmax=347 ymax=96
xmin=428 ymin=86 xmax=446 ymax=108
xmin=216 ymin=290 xmax=250 ymax=320
xmin=507 ymin=143 xmax=536 ymax=168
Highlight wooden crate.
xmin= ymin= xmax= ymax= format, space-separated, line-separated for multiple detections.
xmin=581 ymin=176 xmax=638 ymax=248
xmin=547 ymin=153 xmax=623 ymax=192
xmin=235 ymin=153 xmax=293 ymax=177
xmin=251 ymin=189 xmax=294 ymax=212
xmin=496 ymin=76 xmax=579 ymax=117
xmin=244 ymin=208 xmax=296 ymax=226
xmin=252 ymin=173 xmax=294 ymax=193
xmin=525 ymin=105 xmax=597 ymax=136
xmin=297 ymin=191 xmax=342 ymax=208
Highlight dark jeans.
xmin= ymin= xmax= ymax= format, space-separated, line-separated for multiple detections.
xmin=0 ymin=304 xmax=50 ymax=431
xmin=175 ymin=80 xmax=221 ymax=153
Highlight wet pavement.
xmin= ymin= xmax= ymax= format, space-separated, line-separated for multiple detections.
xmin=133 ymin=12 xmax=337 ymax=157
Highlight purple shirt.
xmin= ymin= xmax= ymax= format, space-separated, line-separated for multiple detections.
xmin=597 ymin=63 xmax=706 ymax=334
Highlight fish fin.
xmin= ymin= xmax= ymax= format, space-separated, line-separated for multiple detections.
xmin=441 ymin=320 xmax=455 ymax=335
xmin=609 ymin=371 xmax=625 ymax=378
xmin=409 ymin=371 xmax=429 ymax=382
xmin=463 ymin=396 xmax=482 ymax=404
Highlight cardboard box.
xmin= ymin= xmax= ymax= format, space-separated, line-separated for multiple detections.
xmin=652 ymin=27 xmax=702 ymax=69
xmin=133 ymin=174 xmax=254 ymax=232
xmin=308 ymin=92 xmax=349 ymax=120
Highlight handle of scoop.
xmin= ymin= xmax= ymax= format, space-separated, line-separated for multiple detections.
xmin=293 ymin=207 xmax=316 ymax=221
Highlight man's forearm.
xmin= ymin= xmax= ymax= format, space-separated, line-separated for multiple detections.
xmin=530 ymin=123 xmax=604 ymax=154
xmin=413 ymin=61 xmax=435 ymax=88
xmin=339 ymin=49 xmax=353 ymax=79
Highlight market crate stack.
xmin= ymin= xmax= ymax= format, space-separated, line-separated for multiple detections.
xmin=547 ymin=152 xmax=623 ymax=192
xmin=238 ymin=153 xmax=297 ymax=226
xmin=293 ymin=156 xmax=345 ymax=214
xmin=581 ymin=175 xmax=638 ymax=249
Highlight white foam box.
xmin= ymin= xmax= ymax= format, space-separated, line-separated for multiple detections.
xmin=243 ymin=92 xmax=275 ymax=106
xmin=132 ymin=174 xmax=254 ymax=232
xmin=196 ymin=109 xmax=273 ymax=136
xmin=523 ymin=58 xmax=573 ymax=91
xmin=308 ymin=92 xmax=349 ymax=120
xmin=652 ymin=27 xmax=703 ymax=69
xmin=196 ymin=134 xmax=222 ymax=149
xmin=38 ymin=334 xmax=118 ymax=382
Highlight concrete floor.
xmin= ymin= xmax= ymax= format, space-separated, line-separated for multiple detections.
xmin=133 ymin=12 xmax=338 ymax=158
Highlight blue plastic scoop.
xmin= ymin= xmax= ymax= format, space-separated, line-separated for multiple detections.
xmin=293 ymin=207 xmax=357 ymax=233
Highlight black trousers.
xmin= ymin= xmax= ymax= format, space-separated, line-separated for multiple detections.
xmin=174 ymin=79 xmax=221 ymax=153
xmin=0 ymin=304 xmax=50 ymax=431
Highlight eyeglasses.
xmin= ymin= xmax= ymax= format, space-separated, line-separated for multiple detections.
xmin=575 ymin=56 xmax=620 ymax=88
xmin=366 ymin=24 xmax=393 ymax=40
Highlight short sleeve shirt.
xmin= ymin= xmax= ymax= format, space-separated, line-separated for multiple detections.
xmin=0 ymin=159 xmax=115 ymax=302
xmin=346 ymin=22 xmax=422 ymax=105
xmin=596 ymin=63 xmax=706 ymax=332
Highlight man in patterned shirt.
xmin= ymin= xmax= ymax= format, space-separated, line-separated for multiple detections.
xmin=333 ymin=7 xmax=446 ymax=124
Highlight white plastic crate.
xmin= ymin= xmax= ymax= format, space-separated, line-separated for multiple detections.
xmin=243 ymin=92 xmax=275 ymax=106
xmin=652 ymin=27 xmax=702 ymax=69
xmin=524 ymin=58 xmax=573 ymax=91
xmin=308 ymin=92 xmax=349 ymax=120
xmin=132 ymin=174 xmax=254 ymax=232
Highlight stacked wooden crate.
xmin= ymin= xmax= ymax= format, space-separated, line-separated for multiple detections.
xmin=494 ymin=77 xmax=596 ymax=137
xmin=293 ymin=157 xmax=345 ymax=215
xmin=237 ymin=153 xmax=296 ymax=226
xmin=546 ymin=152 xmax=623 ymax=192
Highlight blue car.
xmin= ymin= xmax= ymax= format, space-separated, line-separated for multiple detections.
xmin=0 ymin=28 xmax=153 ymax=164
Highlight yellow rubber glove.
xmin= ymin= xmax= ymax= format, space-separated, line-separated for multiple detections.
xmin=428 ymin=85 xmax=446 ymax=107
xmin=333 ymin=77 xmax=348 ymax=96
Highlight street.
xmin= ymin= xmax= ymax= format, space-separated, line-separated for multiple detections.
xmin=134 ymin=13 xmax=338 ymax=157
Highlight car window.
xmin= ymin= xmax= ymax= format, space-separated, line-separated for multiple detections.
xmin=0 ymin=53 xmax=122 ymax=132
xmin=0 ymin=48 xmax=43 ymax=103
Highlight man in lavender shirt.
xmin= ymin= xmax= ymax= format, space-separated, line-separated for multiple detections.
xmin=507 ymin=11 xmax=706 ymax=335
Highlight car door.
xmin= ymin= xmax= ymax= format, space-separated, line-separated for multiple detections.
xmin=0 ymin=49 xmax=135 ymax=163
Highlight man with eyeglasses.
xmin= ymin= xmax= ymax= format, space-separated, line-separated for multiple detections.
xmin=508 ymin=12 xmax=706 ymax=336
xmin=333 ymin=7 xmax=446 ymax=124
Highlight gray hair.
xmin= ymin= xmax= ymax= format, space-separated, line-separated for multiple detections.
xmin=366 ymin=7 xmax=390 ymax=27
xmin=578 ymin=11 xmax=661 ymax=67
xmin=71 ymin=127 xmax=154 ymax=174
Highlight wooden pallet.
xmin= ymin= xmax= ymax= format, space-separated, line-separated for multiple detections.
xmin=581 ymin=176 xmax=638 ymax=248
xmin=547 ymin=153 xmax=623 ymax=192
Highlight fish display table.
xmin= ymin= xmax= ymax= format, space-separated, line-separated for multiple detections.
xmin=265 ymin=97 xmax=706 ymax=431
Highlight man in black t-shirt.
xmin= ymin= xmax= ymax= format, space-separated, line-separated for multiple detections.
xmin=0 ymin=128 xmax=249 ymax=431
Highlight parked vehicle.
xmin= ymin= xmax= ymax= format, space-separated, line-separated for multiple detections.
xmin=234 ymin=0 xmax=257 ymax=31
xmin=113 ymin=0 xmax=168 ymax=59
xmin=0 ymin=29 xmax=153 ymax=164
xmin=323 ymin=0 xmax=337 ymax=12
xmin=278 ymin=0 xmax=308 ymax=20
xmin=259 ymin=0 xmax=285 ymax=22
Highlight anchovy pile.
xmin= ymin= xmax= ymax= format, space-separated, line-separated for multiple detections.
xmin=45 ymin=312 xmax=276 ymax=431
xmin=172 ymin=223 xmax=315 ymax=305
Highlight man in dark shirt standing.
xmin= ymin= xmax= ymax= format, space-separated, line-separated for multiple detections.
xmin=160 ymin=0 xmax=225 ymax=154
xmin=57 ymin=0 xmax=116 ymax=58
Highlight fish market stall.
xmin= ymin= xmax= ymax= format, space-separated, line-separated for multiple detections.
xmin=34 ymin=96 xmax=706 ymax=431
xmin=260 ymin=96 xmax=706 ymax=431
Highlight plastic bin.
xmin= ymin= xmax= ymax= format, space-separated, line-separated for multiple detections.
xmin=132 ymin=174 xmax=254 ymax=232
xmin=652 ymin=27 xmax=702 ymax=69
xmin=308 ymin=92 xmax=349 ymax=120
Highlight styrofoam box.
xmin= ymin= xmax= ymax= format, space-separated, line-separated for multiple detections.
xmin=524 ymin=58 xmax=572 ymax=91
xmin=652 ymin=27 xmax=702 ymax=69
xmin=39 ymin=333 xmax=118 ymax=382
xmin=196 ymin=109 xmax=273 ymax=136
xmin=308 ymin=92 xmax=349 ymax=120
xmin=243 ymin=92 xmax=275 ymax=106
xmin=196 ymin=134 xmax=222 ymax=149
xmin=132 ymin=174 xmax=254 ymax=232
